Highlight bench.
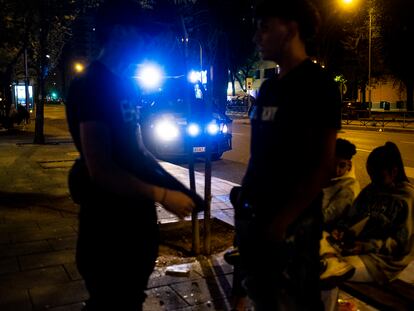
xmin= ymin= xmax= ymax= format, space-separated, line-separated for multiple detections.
xmin=339 ymin=279 xmax=414 ymax=310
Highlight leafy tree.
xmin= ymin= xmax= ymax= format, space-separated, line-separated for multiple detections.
xmin=0 ymin=0 xmax=32 ymax=127
xmin=231 ymin=52 xmax=259 ymax=95
xmin=176 ymin=0 xmax=256 ymax=112
xmin=0 ymin=0 xmax=99 ymax=139
xmin=32 ymin=0 xmax=100 ymax=143
xmin=315 ymin=0 xmax=387 ymax=105
xmin=379 ymin=0 xmax=414 ymax=111
xmin=226 ymin=1 xmax=258 ymax=95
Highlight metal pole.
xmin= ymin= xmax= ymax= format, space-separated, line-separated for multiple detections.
xmin=180 ymin=17 xmax=200 ymax=255
xmin=368 ymin=7 xmax=372 ymax=117
xmin=24 ymin=48 xmax=30 ymax=124
xmin=203 ymin=65 xmax=213 ymax=256
xmin=204 ymin=136 xmax=212 ymax=255
xmin=199 ymin=42 xmax=203 ymax=74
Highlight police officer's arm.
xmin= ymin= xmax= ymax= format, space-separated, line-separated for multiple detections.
xmin=135 ymin=147 xmax=205 ymax=210
xmin=79 ymin=120 xmax=194 ymax=218
xmin=268 ymin=128 xmax=337 ymax=241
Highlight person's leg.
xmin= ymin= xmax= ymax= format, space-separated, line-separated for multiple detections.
xmin=320 ymin=231 xmax=340 ymax=255
xmin=230 ymin=263 xmax=247 ymax=311
xmin=240 ymin=220 xmax=324 ymax=311
xmin=229 ymin=219 xmax=248 ymax=310
xmin=77 ymin=201 xmax=159 ymax=310
xmin=320 ymin=231 xmax=355 ymax=287
xmin=321 ymin=287 xmax=339 ymax=311
xmin=345 ymin=256 xmax=374 ymax=282
xmin=79 ymin=231 xmax=158 ymax=310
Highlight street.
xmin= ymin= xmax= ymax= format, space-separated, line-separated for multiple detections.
xmin=188 ymin=120 xmax=414 ymax=189
xmin=38 ymin=105 xmax=414 ymax=189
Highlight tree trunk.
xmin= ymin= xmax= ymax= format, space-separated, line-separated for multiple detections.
xmin=405 ymin=79 xmax=414 ymax=112
xmin=361 ymin=84 xmax=367 ymax=106
xmin=2 ymin=68 xmax=14 ymax=129
xmin=230 ymin=73 xmax=236 ymax=96
xmin=34 ymin=1 xmax=48 ymax=144
xmin=34 ymin=75 xmax=45 ymax=144
xmin=1 ymin=48 xmax=25 ymax=129
xmin=212 ymin=34 xmax=228 ymax=114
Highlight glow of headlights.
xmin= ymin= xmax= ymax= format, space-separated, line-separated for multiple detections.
xmin=222 ymin=124 xmax=228 ymax=134
xmin=155 ymin=120 xmax=179 ymax=141
xmin=187 ymin=123 xmax=200 ymax=137
xmin=136 ymin=64 xmax=163 ymax=90
xmin=207 ymin=122 xmax=219 ymax=135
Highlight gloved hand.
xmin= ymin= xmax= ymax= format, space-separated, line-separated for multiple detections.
xmin=160 ymin=189 xmax=195 ymax=219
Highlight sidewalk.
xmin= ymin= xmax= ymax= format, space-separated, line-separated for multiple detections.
xmin=0 ymin=118 xmax=243 ymax=310
xmin=0 ymin=114 xmax=379 ymax=311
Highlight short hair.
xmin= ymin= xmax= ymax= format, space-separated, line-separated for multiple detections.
xmin=94 ymin=0 xmax=164 ymax=46
xmin=366 ymin=141 xmax=409 ymax=183
xmin=254 ymin=0 xmax=320 ymax=42
xmin=336 ymin=138 xmax=356 ymax=160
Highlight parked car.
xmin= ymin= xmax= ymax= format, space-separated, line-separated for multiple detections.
xmin=342 ymin=101 xmax=369 ymax=119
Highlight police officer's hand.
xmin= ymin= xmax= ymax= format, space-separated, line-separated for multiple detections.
xmin=161 ymin=189 xmax=195 ymax=219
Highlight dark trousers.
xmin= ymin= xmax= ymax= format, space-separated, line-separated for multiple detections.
xmin=77 ymin=196 xmax=159 ymax=311
xmin=236 ymin=215 xmax=324 ymax=311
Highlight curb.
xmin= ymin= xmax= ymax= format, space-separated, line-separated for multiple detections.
xmin=231 ymin=117 xmax=414 ymax=134
xmin=341 ymin=124 xmax=414 ymax=134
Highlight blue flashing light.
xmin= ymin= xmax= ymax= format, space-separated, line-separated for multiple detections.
xmin=188 ymin=70 xmax=200 ymax=84
xmin=136 ymin=63 xmax=164 ymax=90
xmin=187 ymin=123 xmax=201 ymax=137
xmin=187 ymin=70 xmax=207 ymax=84
xmin=207 ymin=122 xmax=219 ymax=135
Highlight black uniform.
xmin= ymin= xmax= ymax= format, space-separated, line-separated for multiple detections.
xmin=66 ymin=61 xmax=201 ymax=310
xmin=238 ymin=59 xmax=341 ymax=310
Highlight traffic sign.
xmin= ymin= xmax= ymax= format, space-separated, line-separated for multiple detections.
xmin=246 ymin=77 xmax=253 ymax=90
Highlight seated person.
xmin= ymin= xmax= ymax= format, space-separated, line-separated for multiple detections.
xmin=320 ymin=141 xmax=414 ymax=287
xmin=322 ymin=138 xmax=360 ymax=231
xmin=320 ymin=139 xmax=359 ymax=310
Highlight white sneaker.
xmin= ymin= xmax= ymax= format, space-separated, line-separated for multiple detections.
xmin=320 ymin=255 xmax=355 ymax=289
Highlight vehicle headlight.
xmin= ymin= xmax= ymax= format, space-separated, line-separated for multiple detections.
xmin=154 ymin=119 xmax=179 ymax=141
xmin=207 ymin=122 xmax=219 ymax=135
xmin=187 ymin=123 xmax=201 ymax=137
xmin=222 ymin=123 xmax=228 ymax=134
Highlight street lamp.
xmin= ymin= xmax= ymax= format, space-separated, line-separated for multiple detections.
xmin=73 ymin=62 xmax=85 ymax=74
xmin=340 ymin=0 xmax=373 ymax=115
xmin=368 ymin=6 xmax=373 ymax=116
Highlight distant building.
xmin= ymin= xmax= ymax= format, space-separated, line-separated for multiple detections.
xmin=359 ymin=76 xmax=407 ymax=111
xmin=227 ymin=61 xmax=279 ymax=99
xmin=250 ymin=61 xmax=279 ymax=98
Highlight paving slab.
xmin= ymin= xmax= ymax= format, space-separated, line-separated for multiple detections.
xmin=144 ymin=285 xmax=189 ymax=310
xmin=29 ymin=280 xmax=88 ymax=310
xmin=0 ymin=288 xmax=32 ymax=311
xmin=19 ymin=249 xmax=76 ymax=270
xmin=0 ymin=266 xmax=69 ymax=289
xmin=0 ymin=240 xmax=51 ymax=258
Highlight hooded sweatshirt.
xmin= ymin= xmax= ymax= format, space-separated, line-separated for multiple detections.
xmin=322 ymin=167 xmax=360 ymax=230
xmin=342 ymin=181 xmax=414 ymax=283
